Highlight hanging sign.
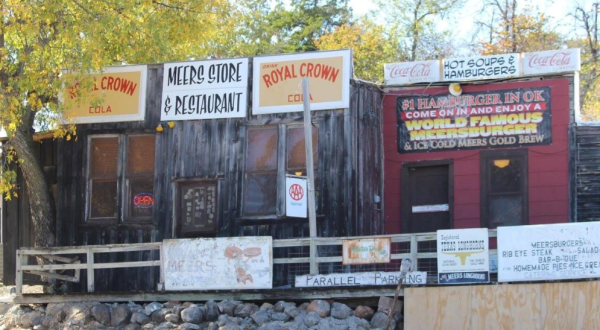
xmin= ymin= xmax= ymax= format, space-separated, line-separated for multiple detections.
xmin=396 ymin=86 xmax=552 ymax=153
xmin=295 ymin=271 xmax=427 ymax=288
xmin=342 ymin=238 xmax=391 ymax=265
xmin=252 ymin=50 xmax=351 ymax=114
xmin=437 ymin=228 xmax=490 ymax=284
xmin=161 ymin=58 xmax=248 ymax=120
xmin=442 ymin=53 xmax=520 ymax=81
xmin=62 ymin=66 xmax=147 ymax=123
xmin=523 ymin=48 xmax=581 ymax=76
xmin=498 ymin=222 xmax=600 ymax=282
xmin=286 ymin=176 xmax=307 ymax=218
xmin=163 ymin=237 xmax=272 ymax=290
xmin=384 ymin=60 xmax=440 ymax=85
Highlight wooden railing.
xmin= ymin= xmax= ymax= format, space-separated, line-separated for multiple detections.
xmin=16 ymin=229 xmax=498 ymax=295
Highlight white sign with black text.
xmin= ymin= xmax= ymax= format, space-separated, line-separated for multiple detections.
xmin=384 ymin=60 xmax=440 ymax=85
xmin=523 ymin=48 xmax=581 ymax=76
xmin=285 ymin=176 xmax=307 ymax=218
xmin=295 ymin=271 xmax=427 ymax=288
xmin=161 ymin=58 xmax=248 ymax=120
xmin=442 ymin=53 xmax=520 ymax=81
xmin=498 ymin=222 xmax=600 ymax=282
xmin=437 ymin=228 xmax=490 ymax=284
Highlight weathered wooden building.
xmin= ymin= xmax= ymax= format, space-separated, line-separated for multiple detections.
xmin=2 ymin=51 xmax=385 ymax=291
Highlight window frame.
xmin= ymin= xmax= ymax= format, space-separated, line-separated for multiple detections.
xmin=123 ymin=135 xmax=156 ymax=223
xmin=86 ymin=134 xmax=156 ymax=224
xmin=174 ymin=179 xmax=220 ymax=238
xmin=480 ymin=149 xmax=529 ymax=228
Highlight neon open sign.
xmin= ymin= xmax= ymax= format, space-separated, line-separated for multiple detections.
xmin=133 ymin=192 xmax=154 ymax=208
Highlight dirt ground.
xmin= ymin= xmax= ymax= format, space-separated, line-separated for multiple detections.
xmin=0 ymin=284 xmax=44 ymax=300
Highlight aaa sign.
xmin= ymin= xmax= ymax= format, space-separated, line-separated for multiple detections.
xmin=286 ymin=176 xmax=307 ymax=218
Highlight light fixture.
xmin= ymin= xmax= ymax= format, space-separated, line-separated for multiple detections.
xmin=493 ymin=159 xmax=510 ymax=168
xmin=294 ymin=171 xmax=303 ymax=176
xmin=156 ymin=124 xmax=164 ymax=132
xmin=168 ymin=121 xmax=176 ymax=129
xmin=449 ymin=83 xmax=462 ymax=96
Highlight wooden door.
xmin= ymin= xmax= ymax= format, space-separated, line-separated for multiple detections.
xmin=402 ymin=162 xmax=453 ymax=233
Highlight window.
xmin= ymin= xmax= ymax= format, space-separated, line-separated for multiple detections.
xmin=481 ymin=150 xmax=528 ymax=228
xmin=243 ymin=125 xmax=318 ymax=217
xmin=177 ymin=181 xmax=218 ymax=236
xmin=87 ymin=135 xmax=156 ymax=223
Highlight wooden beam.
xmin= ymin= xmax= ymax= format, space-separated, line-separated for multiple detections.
xmin=23 ymin=270 xmax=79 ymax=283
xmin=87 ymin=249 xmax=94 ymax=293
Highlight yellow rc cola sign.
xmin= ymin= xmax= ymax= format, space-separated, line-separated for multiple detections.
xmin=62 ymin=65 xmax=147 ymax=123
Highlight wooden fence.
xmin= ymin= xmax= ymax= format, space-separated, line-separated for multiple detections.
xmin=16 ymin=230 xmax=498 ymax=295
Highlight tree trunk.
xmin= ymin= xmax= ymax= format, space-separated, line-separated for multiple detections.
xmin=8 ymin=121 xmax=56 ymax=250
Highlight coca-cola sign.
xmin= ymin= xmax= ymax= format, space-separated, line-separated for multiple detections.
xmin=523 ymin=48 xmax=580 ymax=75
xmin=384 ymin=60 xmax=440 ymax=85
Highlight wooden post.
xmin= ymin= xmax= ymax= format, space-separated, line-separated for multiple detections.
xmin=15 ymin=250 xmax=23 ymax=295
xmin=303 ymin=78 xmax=318 ymax=275
xmin=410 ymin=234 xmax=418 ymax=271
xmin=86 ymin=249 xmax=94 ymax=293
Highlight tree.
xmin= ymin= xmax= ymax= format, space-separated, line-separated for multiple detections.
xmin=315 ymin=19 xmax=395 ymax=82
xmin=476 ymin=1 xmax=563 ymax=55
xmin=374 ymin=0 xmax=462 ymax=61
xmin=0 ymin=0 xmax=234 ymax=250
xmin=573 ymin=2 xmax=600 ymax=120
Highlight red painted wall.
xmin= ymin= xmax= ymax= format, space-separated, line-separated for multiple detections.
xmin=383 ymin=78 xmax=571 ymax=234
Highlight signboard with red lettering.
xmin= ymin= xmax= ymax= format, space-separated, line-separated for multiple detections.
xmin=62 ymin=65 xmax=147 ymax=123
xmin=396 ymin=87 xmax=552 ymax=153
xmin=523 ymin=48 xmax=581 ymax=76
xmin=252 ymin=50 xmax=351 ymax=114
xmin=384 ymin=60 xmax=440 ymax=85
xmin=443 ymin=53 xmax=520 ymax=82
xmin=285 ymin=176 xmax=307 ymax=218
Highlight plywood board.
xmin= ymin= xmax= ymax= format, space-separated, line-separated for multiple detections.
xmin=405 ymin=281 xmax=600 ymax=329
xmin=163 ymin=237 xmax=272 ymax=290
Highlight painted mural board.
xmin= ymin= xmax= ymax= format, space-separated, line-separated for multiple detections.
xmin=295 ymin=271 xmax=427 ymax=288
xmin=162 ymin=237 xmax=272 ymax=290
xmin=161 ymin=58 xmax=248 ymax=120
xmin=62 ymin=65 xmax=147 ymax=123
xmin=252 ymin=50 xmax=351 ymax=114
xmin=396 ymin=86 xmax=552 ymax=153
xmin=384 ymin=60 xmax=441 ymax=85
xmin=437 ymin=228 xmax=490 ymax=284
xmin=342 ymin=238 xmax=391 ymax=265
xmin=498 ymin=222 xmax=600 ymax=282
xmin=442 ymin=53 xmax=520 ymax=81
xmin=285 ymin=176 xmax=307 ymax=218
xmin=523 ymin=48 xmax=581 ymax=76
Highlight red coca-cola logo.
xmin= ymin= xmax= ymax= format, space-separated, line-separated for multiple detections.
xmin=389 ymin=63 xmax=432 ymax=78
xmin=528 ymin=52 xmax=572 ymax=68
xmin=289 ymin=184 xmax=304 ymax=201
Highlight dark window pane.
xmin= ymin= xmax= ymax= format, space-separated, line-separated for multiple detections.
xmin=129 ymin=178 xmax=154 ymax=218
xmin=490 ymin=158 xmax=521 ymax=193
xmin=489 ymin=195 xmax=522 ymax=228
xmin=287 ymin=127 xmax=318 ymax=170
xmin=128 ymin=136 xmax=155 ymax=175
xmin=90 ymin=138 xmax=118 ymax=177
xmin=180 ymin=182 xmax=218 ymax=235
xmin=244 ymin=173 xmax=277 ymax=215
xmin=246 ymin=128 xmax=278 ymax=171
xmin=91 ymin=180 xmax=117 ymax=218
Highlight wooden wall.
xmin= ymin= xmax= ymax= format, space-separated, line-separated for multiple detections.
xmin=574 ymin=125 xmax=600 ymax=222
xmin=383 ymin=77 xmax=574 ymax=234
xmin=39 ymin=64 xmax=383 ymax=292
xmin=405 ymin=281 xmax=600 ymax=329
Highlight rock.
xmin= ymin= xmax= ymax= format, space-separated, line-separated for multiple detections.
xmin=111 ymin=304 xmax=131 ymax=327
xmin=234 ymin=303 xmax=259 ymax=318
xmin=371 ymin=311 xmax=394 ymax=330
xmin=273 ymin=301 xmax=287 ymax=312
xmin=354 ymin=306 xmax=374 ymax=320
xmin=218 ymin=314 xmax=229 ymax=326
xmin=303 ymin=312 xmax=320 ymax=327
xmin=204 ymin=300 xmax=219 ymax=321
xmin=284 ymin=305 xmax=301 ymax=319
xmin=306 ymin=300 xmax=330 ymax=318
xmin=155 ymin=321 xmax=177 ymax=329
xmin=152 ymin=308 xmax=171 ymax=323
xmin=142 ymin=323 xmax=155 ymax=330
xmin=331 ymin=317 xmax=350 ymax=330
xmin=131 ymin=312 xmax=151 ymax=325
xmin=20 ymin=311 xmax=43 ymax=328
xmin=260 ymin=303 xmax=274 ymax=310
xmin=271 ymin=312 xmax=290 ymax=322
xmin=251 ymin=309 xmax=271 ymax=325
xmin=123 ymin=323 xmax=141 ymax=330
xmin=218 ymin=300 xmax=243 ymax=316
xmin=181 ymin=323 xmax=201 ymax=330
xmin=165 ymin=313 xmax=180 ymax=323
xmin=91 ymin=304 xmax=111 ymax=325
xmin=145 ymin=302 xmax=163 ymax=315
xmin=331 ymin=302 xmax=353 ymax=320
xmin=45 ymin=303 xmax=66 ymax=324
xmin=172 ymin=305 xmax=185 ymax=318
xmin=164 ymin=301 xmax=180 ymax=308
xmin=221 ymin=323 xmax=241 ymax=330
xmin=181 ymin=306 xmax=204 ymax=324
xmin=293 ymin=311 xmax=307 ymax=325
xmin=316 ymin=317 xmax=335 ymax=330
xmin=297 ymin=303 xmax=310 ymax=311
